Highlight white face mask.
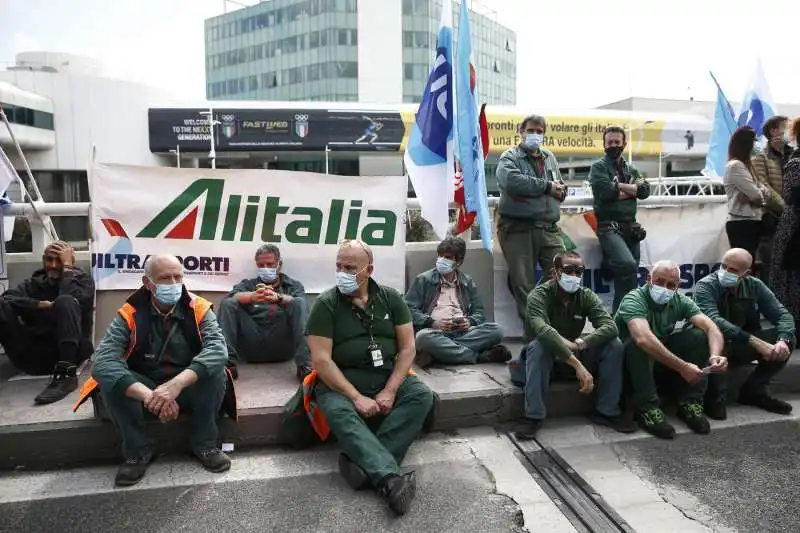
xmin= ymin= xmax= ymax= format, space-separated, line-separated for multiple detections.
xmin=557 ymin=273 xmax=582 ymax=294
xmin=649 ymin=284 xmax=675 ymax=305
xmin=523 ymin=132 xmax=543 ymax=150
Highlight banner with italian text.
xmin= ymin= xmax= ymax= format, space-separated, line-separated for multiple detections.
xmin=91 ymin=164 xmax=407 ymax=292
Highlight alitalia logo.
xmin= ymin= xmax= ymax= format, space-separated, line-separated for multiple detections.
xmin=137 ymin=178 xmax=398 ymax=246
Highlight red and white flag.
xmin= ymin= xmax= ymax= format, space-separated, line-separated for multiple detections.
xmin=453 ymin=102 xmax=488 ymax=235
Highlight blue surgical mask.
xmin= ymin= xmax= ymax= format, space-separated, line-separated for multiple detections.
xmin=557 ymin=273 xmax=582 ymax=294
xmin=258 ymin=267 xmax=278 ymax=283
xmin=718 ymin=268 xmax=739 ymax=288
xmin=336 ymin=271 xmax=359 ymax=295
xmin=649 ymin=284 xmax=675 ymax=306
xmin=523 ymin=133 xmax=543 ymax=150
xmin=436 ymin=257 xmax=455 ymax=275
xmin=151 ymin=281 xmax=182 ymax=306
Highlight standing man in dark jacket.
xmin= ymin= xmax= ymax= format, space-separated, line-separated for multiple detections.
xmin=496 ymin=114 xmax=567 ymax=332
xmin=590 ymin=126 xmax=650 ymax=312
xmin=0 ymin=241 xmax=94 ymax=404
xmin=218 ymin=244 xmax=312 ymax=381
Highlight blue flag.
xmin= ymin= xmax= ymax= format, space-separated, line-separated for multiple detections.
xmin=737 ymin=58 xmax=776 ymax=143
xmin=703 ymin=72 xmax=738 ymax=180
xmin=455 ymin=0 xmax=492 ymax=251
xmin=403 ymin=0 xmax=454 ymax=240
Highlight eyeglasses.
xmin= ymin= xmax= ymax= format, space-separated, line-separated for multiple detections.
xmin=562 ymin=266 xmax=585 ymax=276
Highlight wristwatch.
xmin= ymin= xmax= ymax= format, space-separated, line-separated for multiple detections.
xmin=575 ymin=338 xmax=586 ymax=352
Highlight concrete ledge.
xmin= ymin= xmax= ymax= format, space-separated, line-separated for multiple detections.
xmin=2 ymin=344 xmax=799 ymax=470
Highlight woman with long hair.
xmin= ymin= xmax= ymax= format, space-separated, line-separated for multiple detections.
xmin=723 ymin=126 xmax=767 ymax=259
xmin=770 ymin=117 xmax=800 ymax=328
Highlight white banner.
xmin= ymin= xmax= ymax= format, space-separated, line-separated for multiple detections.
xmin=91 ymin=164 xmax=407 ymax=293
xmin=494 ymin=203 xmax=731 ymax=338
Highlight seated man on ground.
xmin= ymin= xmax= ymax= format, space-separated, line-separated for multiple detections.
xmin=306 ymin=239 xmax=435 ymax=516
xmin=616 ymin=260 xmax=727 ymax=439
xmin=695 ymin=248 xmax=796 ymax=420
xmin=75 ymin=254 xmax=231 ymax=486
xmin=218 ymin=244 xmax=312 ymax=381
xmin=405 ymin=236 xmax=509 ymax=368
xmin=0 ymin=241 xmax=94 ymax=404
xmin=513 ymin=251 xmax=636 ymax=439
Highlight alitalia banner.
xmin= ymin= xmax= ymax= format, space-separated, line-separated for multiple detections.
xmin=90 ymin=164 xmax=407 ymax=292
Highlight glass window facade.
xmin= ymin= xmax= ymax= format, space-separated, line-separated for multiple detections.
xmin=1 ymin=102 xmax=54 ymax=130
xmin=205 ymin=0 xmax=359 ymax=102
xmin=401 ymin=0 xmax=516 ymax=105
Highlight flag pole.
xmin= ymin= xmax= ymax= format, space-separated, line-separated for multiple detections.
xmin=0 ymin=106 xmax=59 ymax=241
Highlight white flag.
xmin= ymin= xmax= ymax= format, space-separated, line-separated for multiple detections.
xmin=0 ymin=145 xmax=18 ymax=197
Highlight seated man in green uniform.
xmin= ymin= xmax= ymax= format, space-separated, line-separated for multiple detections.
xmin=80 ymin=254 xmax=231 ymax=486
xmin=616 ymin=260 xmax=727 ymax=439
xmin=405 ymin=236 xmax=510 ymax=368
xmin=695 ymin=248 xmax=796 ymax=420
xmin=306 ymin=239 xmax=435 ymax=516
xmin=218 ymin=244 xmax=312 ymax=381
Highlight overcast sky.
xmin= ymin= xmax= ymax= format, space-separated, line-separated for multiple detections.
xmin=1 ymin=0 xmax=799 ymax=110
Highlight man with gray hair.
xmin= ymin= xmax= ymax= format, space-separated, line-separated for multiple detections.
xmin=218 ymin=244 xmax=312 ymax=381
xmin=496 ymin=114 xmax=567 ymax=336
xmin=615 ymin=260 xmax=727 ymax=439
xmin=75 ymin=254 xmax=233 ymax=486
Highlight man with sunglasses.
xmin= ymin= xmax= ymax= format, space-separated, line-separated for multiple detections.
xmin=0 ymin=240 xmax=94 ymax=404
xmin=513 ymin=251 xmax=636 ymax=439
xmin=616 ymin=260 xmax=727 ymax=439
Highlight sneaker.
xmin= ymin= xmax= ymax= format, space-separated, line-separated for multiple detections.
xmin=513 ymin=417 xmax=543 ymax=440
xmin=195 ymin=448 xmax=232 ymax=473
xmin=338 ymin=453 xmax=370 ymax=491
xmin=478 ymin=345 xmax=512 ymax=364
xmin=589 ymin=411 xmax=638 ymax=434
xmin=378 ymin=471 xmax=417 ymax=515
xmin=739 ymin=393 xmax=793 ymax=415
xmin=415 ymin=350 xmax=435 ymax=369
xmin=34 ymin=362 xmax=78 ymax=405
xmin=677 ymin=403 xmax=710 ymax=434
xmin=115 ymin=454 xmax=153 ymax=487
xmin=637 ymin=407 xmax=676 ymax=439
xmin=296 ymin=365 xmax=313 ymax=382
xmin=704 ymin=399 xmax=727 ymax=421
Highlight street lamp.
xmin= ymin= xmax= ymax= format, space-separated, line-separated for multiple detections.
xmin=627 ymin=120 xmax=655 ymax=165
xmin=199 ymin=109 xmax=220 ymax=169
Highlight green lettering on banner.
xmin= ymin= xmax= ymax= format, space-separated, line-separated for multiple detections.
xmin=362 ymin=210 xmax=396 ymax=246
xmin=261 ymin=196 xmax=289 ymax=242
xmin=286 ymin=207 xmax=322 ymax=243
xmin=138 ymin=178 xmax=224 ymax=239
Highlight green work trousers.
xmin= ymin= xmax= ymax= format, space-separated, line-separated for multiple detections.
xmin=706 ymin=328 xmax=785 ymax=403
xmin=497 ymin=222 xmax=565 ymax=331
xmin=598 ymin=228 xmax=641 ymax=313
xmin=316 ymin=368 xmax=435 ymax=484
xmin=625 ymin=327 xmax=710 ymax=409
xmin=414 ymin=322 xmax=504 ymax=364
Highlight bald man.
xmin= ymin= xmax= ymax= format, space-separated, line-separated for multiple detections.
xmin=0 ymin=240 xmax=94 ymax=404
xmin=84 ymin=254 xmax=233 ymax=486
xmin=695 ymin=248 xmax=796 ymax=420
xmin=615 ymin=260 xmax=726 ymax=439
xmin=303 ymin=239 xmax=435 ymax=516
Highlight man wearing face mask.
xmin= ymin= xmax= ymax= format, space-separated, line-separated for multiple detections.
xmin=405 ymin=237 xmax=508 ymax=367
xmin=218 ymin=244 xmax=312 ymax=381
xmin=694 ymin=248 xmax=795 ymax=420
xmin=304 ymin=239 xmax=435 ymax=515
xmin=0 ymin=240 xmax=94 ymax=404
xmin=590 ymin=125 xmax=650 ymax=312
xmin=511 ymin=251 xmax=635 ymax=439
xmin=75 ymin=254 xmax=234 ymax=486
xmin=616 ymin=261 xmax=726 ymax=439
xmin=496 ymin=114 xmax=567 ymax=330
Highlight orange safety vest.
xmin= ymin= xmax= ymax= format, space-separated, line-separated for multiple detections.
xmin=302 ymin=367 xmax=416 ymax=441
xmin=73 ymin=290 xmax=236 ymax=419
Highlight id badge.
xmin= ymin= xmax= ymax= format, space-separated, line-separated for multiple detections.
xmin=144 ymin=352 xmax=156 ymax=361
xmin=368 ymin=342 xmax=384 ymax=368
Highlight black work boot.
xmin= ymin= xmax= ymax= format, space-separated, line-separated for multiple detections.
xmin=677 ymin=403 xmax=710 ymax=434
xmin=115 ymin=454 xmax=153 ymax=487
xmin=704 ymin=398 xmax=727 ymax=421
xmin=637 ymin=407 xmax=676 ymax=439
xmin=589 ymin=411 xmax=638 ymax=433
xmin=34 ymin=362 xmax=78 ymax=405
xmin=414 ymin=350 xmax=435 ymax=369
xmin=338 ymin=453 xmax=370 ymax=490
xmin=378 ymin=471 xmax=417 ymax=515
xmin=513 ymin=417 xmax=543 ymax=440
xmin=478 ymin=344 xmax=512 ymax=363
xmin=739 ymin=393 xmax=793 ymax=415
xmin=195 ymin=448 xmax=232 ymax=473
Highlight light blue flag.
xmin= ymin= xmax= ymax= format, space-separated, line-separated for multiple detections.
xmin=455 ymin=0 xmax=492 ymax=251
xmin=403 ymin=0 xmax=454 ymax=240
xmin=737 ymin=58 xmax=776 ymax=143
xmin=703 ymin=72 xmax=738 ymax=180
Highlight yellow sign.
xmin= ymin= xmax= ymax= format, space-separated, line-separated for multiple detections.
xmin=400 ymin=111 xmax=666 ymax=157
